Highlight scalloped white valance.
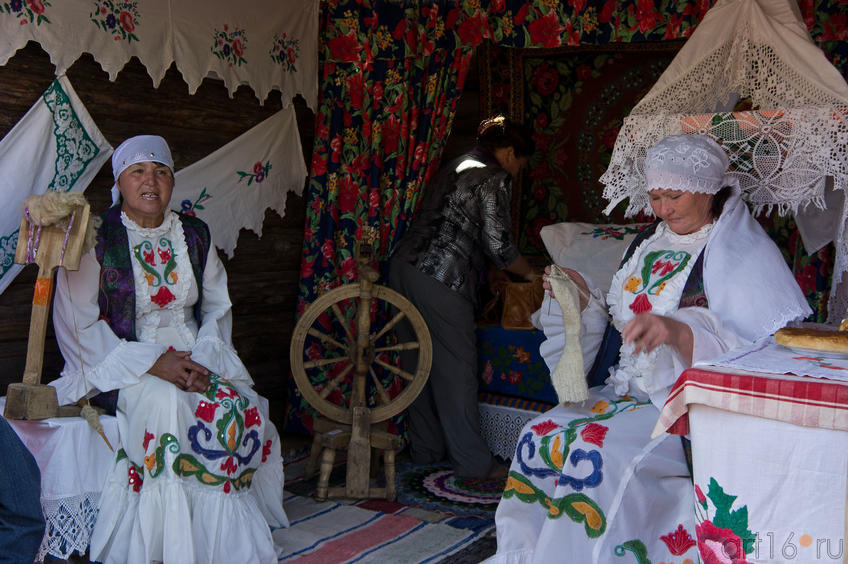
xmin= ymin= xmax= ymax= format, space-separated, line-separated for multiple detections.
xmin=0 ymin=0 xmax=318 ymax=109
xmin=600 ymin=0 xmax=848 ymax=322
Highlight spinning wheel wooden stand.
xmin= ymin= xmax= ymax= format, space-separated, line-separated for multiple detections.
xmin=290 ymin=246 xmax=431 ymax=501
xmin=4 ymin=199 xmax=90 ymax=420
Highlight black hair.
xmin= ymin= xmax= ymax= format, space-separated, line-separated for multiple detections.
xmin=711 ymin=185 xmax=732 ymax=217
xmin=476 ymin=116 xmax=536 ymax=158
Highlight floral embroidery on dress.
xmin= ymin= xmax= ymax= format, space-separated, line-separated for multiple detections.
xmin=506 ymin=396 xmax=650 ymax=539
xmin=625 ymin=249 xmax=692 ymax=315
xmin=531 ymin=419 xmax=560 ymax=435
xmin=661 ymin=523 xmax=697 ymax=555
xmin=118 ymin=374 xmax=266 ymax=495
xmin=90 ymin=0 xmax=140 ymax=43
xmin=580 ymin=422 xmax=609 ymax=447
xmin=133 ymin=237 xmax=179 ymax=308
xmin=117 ymin=449 xmax=144 ymax=492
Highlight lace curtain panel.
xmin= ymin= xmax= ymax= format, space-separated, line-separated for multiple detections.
xmin=600 ymin=0 xmax=848 ymax=322
xmin=0 ymin=0 xmax=318 ymax=108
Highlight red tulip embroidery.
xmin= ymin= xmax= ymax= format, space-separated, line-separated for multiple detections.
xmin=660 ymin=523 xmax=696 ymax=555
xmin=580 ymin=423 xmax=609 ymax=448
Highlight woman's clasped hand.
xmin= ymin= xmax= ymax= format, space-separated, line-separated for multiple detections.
xmin=149 ymin=349 xmax=211 ymax=393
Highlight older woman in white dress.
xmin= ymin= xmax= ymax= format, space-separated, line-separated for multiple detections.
xmin=486 ymin=134 xmax=811 ymax=563
xmin=50 ymin=135 xmax=288 ymax=564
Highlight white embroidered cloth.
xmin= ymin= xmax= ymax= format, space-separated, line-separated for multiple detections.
xmin=698 ymin=336 xmax=848 ymax=383
xmin=0 ymin=0 xmax=318 ymax=108
xmin=173 ymin=108 xmax=307 ymax=258
xmin=688 ymin=406 xmax=847 ymax=563
xmin=599 ymin=0 xmax=848 ymax=322
xmin=0 ymin=75 xmax=112 ymax=295
xmin=0 ymin=396 xmax=119 ymax=561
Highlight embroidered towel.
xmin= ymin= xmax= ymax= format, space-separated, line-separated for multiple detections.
xmin=0 ymin=0 xmax=318 ymax=108
xmin=0 ymin=75 xmax=112 ymax=295
xmin=699 ymin=336 xmax=848 ymax=382
xmin=172 ymin=107 xmax=307 ymax=258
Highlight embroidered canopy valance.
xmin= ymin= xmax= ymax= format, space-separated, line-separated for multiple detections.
xmin=0 ymin=0 xmax=318 ymax=108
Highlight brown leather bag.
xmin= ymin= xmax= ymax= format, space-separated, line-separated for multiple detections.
xmin=498 ymin=278 xmax=545 ymax=330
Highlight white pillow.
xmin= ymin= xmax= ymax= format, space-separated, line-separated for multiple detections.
xmin=540 ymin=222 xmax=651 ymax=294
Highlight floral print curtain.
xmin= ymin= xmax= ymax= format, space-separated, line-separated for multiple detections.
xmin=286 ymin=1 xmax=479 ymax=434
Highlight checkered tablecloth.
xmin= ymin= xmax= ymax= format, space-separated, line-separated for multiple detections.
xmin=653 ymin=365 xmax=848 ymax=438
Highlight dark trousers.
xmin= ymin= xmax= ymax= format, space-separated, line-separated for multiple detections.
xmin=389 ymin=261 xmax=494 ymax=477
xmin=0 ymin=416 xmax=45 ymax=564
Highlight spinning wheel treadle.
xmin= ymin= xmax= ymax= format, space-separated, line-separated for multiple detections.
xmin=290 ymin=254 xmax=432 ymax=500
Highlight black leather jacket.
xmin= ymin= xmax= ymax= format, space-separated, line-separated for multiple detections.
xmin=391 ymin=148 xmax=520 ymax=303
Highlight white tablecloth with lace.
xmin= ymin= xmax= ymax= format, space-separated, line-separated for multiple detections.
xmin=0 ymin=396 xmax=118 ymax=561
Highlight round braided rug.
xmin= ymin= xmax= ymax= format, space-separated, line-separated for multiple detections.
xmin=396 ymin=462 xmax=505 ymax=517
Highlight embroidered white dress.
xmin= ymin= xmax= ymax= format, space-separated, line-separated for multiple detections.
xmin=51 ymin=210 xmax=287 ymax=564
xmin=487 ymin=221 xmax=745 ymax=564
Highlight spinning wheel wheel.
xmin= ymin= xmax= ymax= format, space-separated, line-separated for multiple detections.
xmin=290 ymin=276 xmax=431 ymax=423
xmin=290 ymin=250 xmax=432 ymax=500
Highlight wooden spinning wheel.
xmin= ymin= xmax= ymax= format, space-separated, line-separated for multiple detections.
xmin=290 ymin=247 xmax=432 ymax=500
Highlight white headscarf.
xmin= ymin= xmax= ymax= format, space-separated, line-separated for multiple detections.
xmin=643 ymin=134 xmax=736 ymax=195
xmin=110 ymin=135 xmax=174 ymax=206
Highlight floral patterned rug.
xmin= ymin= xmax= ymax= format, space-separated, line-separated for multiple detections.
xmin=395 ymin=459 xmax=505 ymax=519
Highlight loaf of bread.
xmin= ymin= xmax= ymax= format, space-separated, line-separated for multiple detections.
xmin=774 ymin=327 xmax=848 ymax=353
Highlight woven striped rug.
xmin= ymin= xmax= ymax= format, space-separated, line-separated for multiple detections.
xmin=274 ymin=493 xmax=493 ymax=563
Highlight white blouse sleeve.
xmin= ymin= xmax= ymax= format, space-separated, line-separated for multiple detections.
xmin=189 ymin=244 xmax=253 ymax=383
xmin=645 ymin=306 xmax=749 ymax=408
xmin=50 ymin=249 xmax=168 ymax=405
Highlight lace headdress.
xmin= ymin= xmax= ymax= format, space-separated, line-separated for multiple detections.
xmin=599 ymin=0 xmax=848 ymax=321
xmin=644 ymin=134 xmax=732 ymax=195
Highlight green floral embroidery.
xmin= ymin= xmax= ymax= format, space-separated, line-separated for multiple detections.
xmin=614 ymin=540 xmax=651 ymax=563
xmin=0 ymin=230 xmax=19 ymax=280
xmin=211 ymin=25 xmax=247 ymax=67
xmin=90 ymin=0 xmax=140 ymax=42
xmin=237 ymin=161 xmax=272 ymax=185
xmin=696 ymin=477 xmax=757 ymax=557
xmin=41 ymin=80 xmax=104 ymax=193
xmin=270 ymin=32 xmax=300 ymax=72
xmin=1 ymin=0 xmax=51 ymax=26
xmin=635 ymin=250 xmax=691 ymax=296
xmin=502 ymin=472 xmax=607 ymax=538
xmin=148 ymin=433 xmax=180 ymax=478
xmin=172 ymin=453 xmax=256 ymax=491
xmin=581 ymin=225 xmax=647 ymax=240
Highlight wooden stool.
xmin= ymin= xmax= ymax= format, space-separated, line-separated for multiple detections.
xmin=310 ymin=418 xmax=402 ymax=501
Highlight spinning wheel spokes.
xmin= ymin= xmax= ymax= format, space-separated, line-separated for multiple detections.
xmin=291 ymin=282 xmax=431 ymax=425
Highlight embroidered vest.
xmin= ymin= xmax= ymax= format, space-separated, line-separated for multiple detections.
xmin=586 ymin=220 xmax=708 ymax=387
xmin=95 ymin=205 xmax=211 ymax=340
